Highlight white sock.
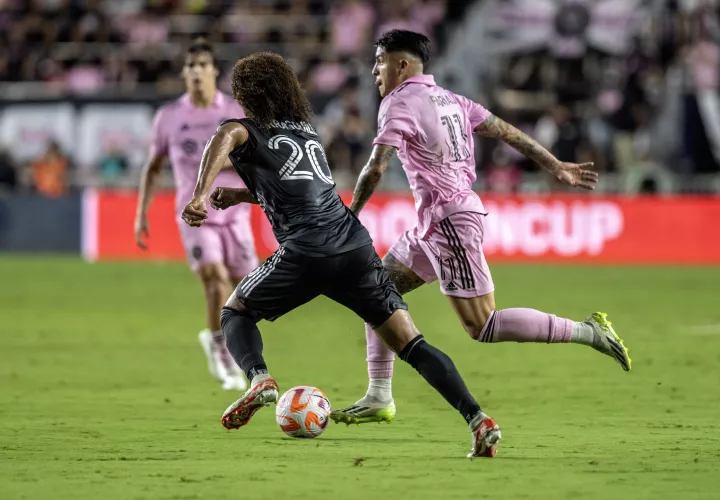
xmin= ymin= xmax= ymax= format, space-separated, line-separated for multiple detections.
xmin=251 ymin=372 xmax=272 ymax=386
xmin=365 ymin=378 xmax=392 ymax=402
xmin=570 ymin=321 xmax=596 ymax=346
xmin=469 ymin=411 xmax=489 ymax=430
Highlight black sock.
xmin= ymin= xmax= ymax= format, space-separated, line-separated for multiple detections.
xmin=220 ymin=307 xmax=267 ymax=381
xmin=399 ymin=335 xmax=482 ymax=424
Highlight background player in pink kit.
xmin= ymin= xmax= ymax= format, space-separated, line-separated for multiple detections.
xmin=134 ymin=40 xmax=258 ymax=391
xmin=331 ymin=30 xmax=632 ymax=425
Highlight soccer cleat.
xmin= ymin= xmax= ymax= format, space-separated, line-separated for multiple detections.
xmin=199 ymin=330 xmax=248 ymax=391
xmin=468 ymin=416 xmax=501 ymax=458
xmin=330 ymin=398 xmax=396 ymax=425
xmin=586 ymin=312 xmax=632 ymax=372
xmin=221 ymin=377 xmax=279 ymax=430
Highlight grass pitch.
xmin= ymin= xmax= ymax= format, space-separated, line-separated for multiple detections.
xmin=1 ymin=257 xmax=719 ymax=499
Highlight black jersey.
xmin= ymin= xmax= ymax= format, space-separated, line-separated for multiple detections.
xmin=225 ymin=118 xmax=372 ymax=257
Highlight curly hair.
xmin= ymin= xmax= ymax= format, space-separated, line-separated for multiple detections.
xmin=231 ymin=52 xmax=312 ymax=129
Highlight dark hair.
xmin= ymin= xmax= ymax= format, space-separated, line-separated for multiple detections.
xmin=231 ymin=52 xmax=312 ymax=128
xmin=186 ymin=38 xmax=215 ymax=66
xmin=375 ymin=29 xmax=431 ymax=64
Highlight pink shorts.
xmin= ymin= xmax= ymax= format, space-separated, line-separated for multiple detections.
xmin=388 ymin=211 xmax=494 ymax=298
xmin=179 ymin=220 xmax=258 ymax=278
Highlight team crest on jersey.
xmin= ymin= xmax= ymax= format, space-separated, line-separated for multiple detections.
xmin=181 ymin=139 xmax=199 ymax=155
xmin=180 ymin=123 xmax=190 ymax=131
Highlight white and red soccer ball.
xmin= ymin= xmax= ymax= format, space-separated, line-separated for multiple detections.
xmin=275 ymin=386 xmax=331 ymax=438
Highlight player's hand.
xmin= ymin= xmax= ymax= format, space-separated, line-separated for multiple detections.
xmin=210 ymin=187 xmax=244 ymax=210
xmin=182 ymin=198 xmax=208 ymax=227
xmin=134 ymin=214 xmax=149 ymax=250
xmin=555 ymin=162 xmax=598 ymax=190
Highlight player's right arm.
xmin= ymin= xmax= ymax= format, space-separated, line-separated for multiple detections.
xmin=134 ymin=108 xmax=170 ymax=250
xmin=473 ymin=113 xmax=598 ymax=190
xmin=182 ymin=121 xmax=249 ymax=227
xmin=350 ymin=145 xmax=397 ymax=215
xmin=350 ymin=97 xmax=413 ymax=215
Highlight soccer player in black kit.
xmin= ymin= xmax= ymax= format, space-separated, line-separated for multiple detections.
xmin=181 ymin=52 xmax=501 ymax=458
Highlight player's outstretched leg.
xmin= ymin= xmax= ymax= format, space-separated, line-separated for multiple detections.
xmin=375 ymin=310 xmax=501 ymax=458
xmin=451 ymin=295 xmax=632 ymax=372
xmin=218 ymin=306 xmax=279 ymax=430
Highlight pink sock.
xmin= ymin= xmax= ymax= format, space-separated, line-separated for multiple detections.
xmin=478 ymin=308 xmax=572 ymax=343
xmin=366 ymin=323 xmax=394 ymax=378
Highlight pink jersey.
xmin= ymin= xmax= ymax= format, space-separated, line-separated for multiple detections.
xmin=373 ymin=74 xmax=490 ymax=238
xmin=150 ymin=91 xmax=248 ymax=225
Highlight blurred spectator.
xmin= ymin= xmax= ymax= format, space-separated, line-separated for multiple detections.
xmin=683 ymin=20 xmax=720 ymax=171
xmin=30 ymin=140 xmax=69 ymax=197
xmin=376 ymin=1 xmax=432 ymax=42
xmin=484 ymin=148 xmax=522 ymax=194
xmin=98 ymin=143 xmax=129 ymax=185
xmin=330 ymin=0 xmax=375 ymax=57
xmin=535 ymin=105 xmax=584 ymax=165
xmin=307 ymin=54 xmax=349 ymax=96
xmin=66 ymin=56 xmax=105 ymax=93
xmin=0 ymin=146 xmax=17 ymax=191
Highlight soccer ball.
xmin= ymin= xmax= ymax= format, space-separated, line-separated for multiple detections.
xmin=275 ymin=386 xmax=331 ymax=438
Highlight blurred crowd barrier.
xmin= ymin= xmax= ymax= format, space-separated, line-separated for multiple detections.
xmin=3 ymin=189 xmax=718 ymax=264
xmin=2 ymin=100 xmax=720 ymax=195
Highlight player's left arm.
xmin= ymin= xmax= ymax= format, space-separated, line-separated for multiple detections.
xmin=474 ymin=114 xmax=598 ymax=190
xmin=182 ymin=121 xmax=248 ymax=227
xmin=349 ymin=144 xmax=397 ymax=215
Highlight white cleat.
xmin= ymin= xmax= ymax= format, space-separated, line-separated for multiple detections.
xmin=199 ymin=330 xmax=248 ymax=391
xmin=330 ymin=397 xmax=396 ymax=424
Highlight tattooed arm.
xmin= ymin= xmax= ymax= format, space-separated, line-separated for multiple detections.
xmin=349 ymin=144 xmax=397 ymax=215
xmin=474 ymin=114 xmax=598 ymax=189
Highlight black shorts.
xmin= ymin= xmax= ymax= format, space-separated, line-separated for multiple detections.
xmin=234 ymin=244 xmax=407 ymax=327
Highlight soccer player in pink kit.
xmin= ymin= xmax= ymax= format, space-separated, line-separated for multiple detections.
xmin=331 ymin=30 xmax=631 ymax=426
xmin=134 ymin=40 xmax=258 ymax=391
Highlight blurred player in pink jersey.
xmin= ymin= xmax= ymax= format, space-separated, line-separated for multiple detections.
xmin=332 ymin=30 xmax=631 ymax=428
xmin=134 ymin=40 xmax=258 ymax=391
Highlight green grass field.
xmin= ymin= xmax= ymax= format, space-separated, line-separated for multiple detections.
xmin=1 ymin=257 xmax=720 ymax=499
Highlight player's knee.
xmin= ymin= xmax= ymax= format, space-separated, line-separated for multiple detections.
xmin=462 ymin=308 xmax=495 ymax=340
xmin=220 ymin=305 xmax=254 ymax=330
xmin=198 ymin=263 xmax=230 ymax=292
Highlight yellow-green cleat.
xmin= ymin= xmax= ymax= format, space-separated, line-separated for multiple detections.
xmin=588 ymin=312 xmax=632 ymax=372
xmin=330 ymin=400 xmax=396 ymax=425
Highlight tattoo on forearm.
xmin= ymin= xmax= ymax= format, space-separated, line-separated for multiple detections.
xmin=476 ymin=115 xmax=560 ymax=174
xmin=350 ymin=145 xmax=397 ymax=214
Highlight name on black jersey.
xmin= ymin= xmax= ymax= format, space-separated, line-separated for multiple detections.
xmin=269 ymin=120 xmax=318 ymax=135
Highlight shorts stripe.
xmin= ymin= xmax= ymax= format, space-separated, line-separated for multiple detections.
xmin=439 ymin=220 xmax=475 ymax=290
xmin=445 ymin=219 xmax=476 ymax=289
xmin=438 ymin=221 xmax=466 ymax=289
xmin=240 ymin=247 xmax=286 ymax=297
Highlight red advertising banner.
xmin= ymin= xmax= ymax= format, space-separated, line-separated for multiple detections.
xmin=84 ymin=190 xmax=720 ymax=264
